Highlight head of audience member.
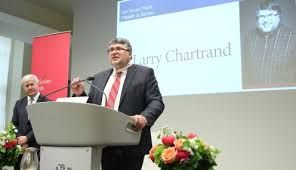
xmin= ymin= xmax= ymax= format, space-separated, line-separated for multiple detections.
xmin=107 ymin=38 xmax=133 ymax=71
xmin=21 ymin=74 xmax=40 ymax=97
xmin=256 ymin=1 xmax=281 ymax=33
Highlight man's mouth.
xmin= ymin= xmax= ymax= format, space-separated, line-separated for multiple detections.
xmin=112 ymin=56 xmax=120 ymax=60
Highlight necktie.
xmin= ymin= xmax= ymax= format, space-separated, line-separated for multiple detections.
xmin=106 ymin=72 xmax=122 ymax=108
xmin=28 ymin=97 xmax=34 ymax=105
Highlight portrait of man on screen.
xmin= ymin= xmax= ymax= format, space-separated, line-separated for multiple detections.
xmin=242 ymin=0 xmax=296 ymax=89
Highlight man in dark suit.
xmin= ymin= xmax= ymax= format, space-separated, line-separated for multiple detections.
xmin=11 ymin=74 xmax=49 ymax=170
xmin=71 ymin=38 xmax=164 ymax=170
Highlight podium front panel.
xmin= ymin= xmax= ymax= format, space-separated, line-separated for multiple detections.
xmin=27 ymin=102 xmax=141 ymax=146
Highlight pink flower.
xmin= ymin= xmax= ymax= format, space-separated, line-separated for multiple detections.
xmin=187 ymin=133 xmax=198 ymax=139
xmin=162 ymin=136 xmax=175 ymax=146
xmin=176 ymin=150 xmax=190 ymax=161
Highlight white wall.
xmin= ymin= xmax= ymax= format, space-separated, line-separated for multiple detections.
xmin=0 ymin=36 xmax=11 ymax=130
xmin=71 ymin=0 xmax=116 ymax=80
xmin=0 ymin=12 xmax=58 ymax=44
xmin=71 ymin=0 xmax=296 ymax=170
xmin=0 ymin=0 xmax=71 ymax=31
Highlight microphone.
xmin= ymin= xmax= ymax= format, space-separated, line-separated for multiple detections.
xmin=85 ymin=77 xmax=95 ymax=81
xmin=43 ymin=76 xmax=96 ymax=98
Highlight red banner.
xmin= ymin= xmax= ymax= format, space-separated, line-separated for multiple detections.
xmin=31 ymin=32 xmax=71 ymax=101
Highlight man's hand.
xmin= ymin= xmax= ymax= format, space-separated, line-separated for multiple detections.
xmin=130 ymin=115 xmax=147 ymax=130
xmin=71 ymin=77 xmax=84 ymax=96
xmin=17 ymin=136 xmax=28 ymax=145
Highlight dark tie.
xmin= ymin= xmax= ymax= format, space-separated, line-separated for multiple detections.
xmin=28 ymin=97 xmax=34 ymax=105
xmin=106 ymin=72 xmax=122 ymax=108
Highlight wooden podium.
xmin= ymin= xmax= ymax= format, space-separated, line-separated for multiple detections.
xmin=27 ymin=102 xmax=141 ymax=170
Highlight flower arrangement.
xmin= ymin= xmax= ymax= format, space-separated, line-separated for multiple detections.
xmin=149 ymin=127 xmax=220 ymax=170
xmin=0 ymin=122 xmax=22 ymax=168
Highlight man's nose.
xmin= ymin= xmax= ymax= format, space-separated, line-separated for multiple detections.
xmin=263 ymin=20 xmax=269 ymax=24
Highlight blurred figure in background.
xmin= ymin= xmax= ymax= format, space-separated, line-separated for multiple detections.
xmin=11 ymin=74 xmax=49 ymax=170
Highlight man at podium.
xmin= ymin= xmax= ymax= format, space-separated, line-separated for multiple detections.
xmin=11 ymin=74 xmax=49 ymax=170
xmin=71 ymin=38 xmax=164 ymax=170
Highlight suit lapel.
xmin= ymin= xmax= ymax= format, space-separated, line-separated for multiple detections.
xmin=119 ymin=65 xmax=137 ymax=106
xmin=21 ymin=97 xmax=29 ymax=122
xmin=97 ymin=69 xmax=113 ymax=104
xmin=36 ymin=95 xmax=44 ymax=102
xmin=23 ymin=97 xmax=29 ymax=106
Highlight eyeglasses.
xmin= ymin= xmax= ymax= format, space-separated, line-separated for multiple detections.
xmin=107 ymin=47 xmax=129 ymax=53
xmin=258 ymin=13 xmax=279 ymax=19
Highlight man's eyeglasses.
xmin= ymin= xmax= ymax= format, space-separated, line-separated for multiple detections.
xmin=258 ymin=13 xmax=279 ymax=19
xmin=107 ymin=47 xmax=129 ymax=53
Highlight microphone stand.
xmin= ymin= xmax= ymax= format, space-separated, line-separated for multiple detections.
xmin=84 ymin=80 xmax=108 ymax=105
xmin=44 ymin=77 xmax=108 ymax=105
xmin=44 ymin=80 xmax=80 ymax=98
xmin=44 ymin=77 xmax=92 ymax=98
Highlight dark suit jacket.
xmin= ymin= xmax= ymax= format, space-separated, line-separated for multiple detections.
xmin=88 ymin=64 xmax=164 ymax=155
xmin=11 ymin=94 xmax=49 ymax=148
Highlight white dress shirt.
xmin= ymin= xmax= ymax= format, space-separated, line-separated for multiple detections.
xmin=27 ymin=92 xmax=40 ymax=106
xmin=101 ymin=61 xmax=133 ymax=111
